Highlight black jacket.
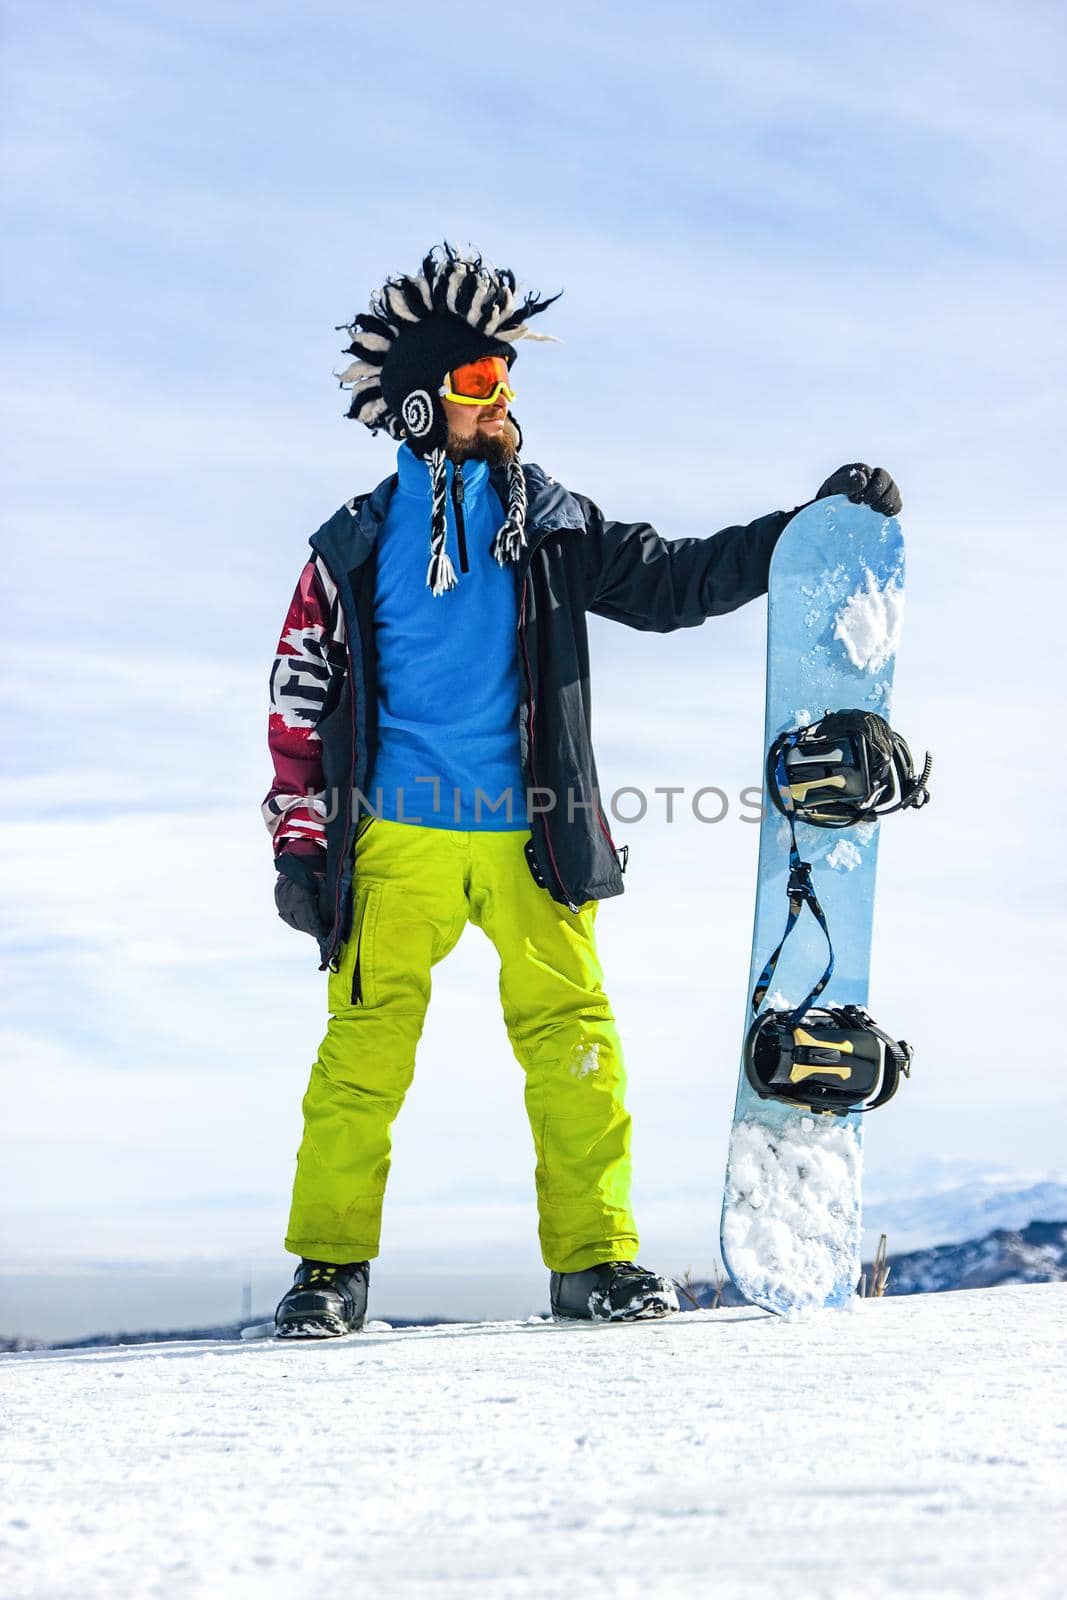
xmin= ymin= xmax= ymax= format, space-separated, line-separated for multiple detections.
xmin=304 ymin=461 xmax=793 ymax=970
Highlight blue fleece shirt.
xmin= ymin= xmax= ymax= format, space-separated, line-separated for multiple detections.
xmin=367 ymin=444 xmax=530 ymax=830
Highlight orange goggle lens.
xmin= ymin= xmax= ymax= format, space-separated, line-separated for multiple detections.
xmin=443 ymin=356 xmax=515 ymax=403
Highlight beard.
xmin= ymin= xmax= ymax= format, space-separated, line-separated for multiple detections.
xmin=446 ymin=418 xmax=519 ymax=469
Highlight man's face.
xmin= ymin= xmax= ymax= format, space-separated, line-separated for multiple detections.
xmin=441 ymin=366 xmax=516 ymax=465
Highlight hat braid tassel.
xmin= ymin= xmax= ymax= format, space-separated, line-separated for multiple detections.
xmin=491 ymin=459 xmax=528 ymax=566
xmin=426 ymin=448 xmax=457 ymax=596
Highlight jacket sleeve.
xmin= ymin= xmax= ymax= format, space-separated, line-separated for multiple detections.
xmin=261 ymin=555 xmax=346 ymax=858
xmin=574 ymin=491 xmax=795 ymax=633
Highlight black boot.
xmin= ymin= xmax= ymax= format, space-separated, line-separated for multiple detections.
xmin=274 ymin=1259 xmax=370 ymax=1339
xmin=550 ymin=1260 xmax=680 ymax=1322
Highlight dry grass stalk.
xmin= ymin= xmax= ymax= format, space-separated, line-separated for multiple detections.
xmin=674 ymin=1265 xmax=727 ymax=1311
xmin=870 ymin=1233 xmax=891 ymax=1297
xmin=858 ymin=1234 xmax=892 ymax=1298
xmin=675 ymin=1268 xmax=702 ymax=1310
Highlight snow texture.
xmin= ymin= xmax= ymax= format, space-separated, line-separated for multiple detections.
xmin=833 ymin=568 xmax=904 ymax=672
xmin=1 ymin=1286 xmax=1064 ymax=1599
xmin=826 ymin=838 xmax=863 ymax=871
xmin=569 ymin=1040 xmax=601 ymax=1078
xmin=722 ymin=1116 xmax=862 ymax=1311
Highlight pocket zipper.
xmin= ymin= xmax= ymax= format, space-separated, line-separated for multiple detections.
xmin=350 ymin=893 xmax=372 ymax=1005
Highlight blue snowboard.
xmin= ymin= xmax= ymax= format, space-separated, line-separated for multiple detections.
xmin=720 ymin=495 xmax=905 ymax=1315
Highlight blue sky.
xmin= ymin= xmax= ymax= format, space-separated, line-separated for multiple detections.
xmin=2 ymin=0 xmax=1065 ymax=1311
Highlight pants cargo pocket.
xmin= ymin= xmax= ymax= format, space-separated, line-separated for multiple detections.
xmin=328 ymin=880 xmax=383 ymax=1013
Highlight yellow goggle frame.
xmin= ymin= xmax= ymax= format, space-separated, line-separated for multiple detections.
xmin=439 ymin=356 xmax=516 ymax=407
xmin=440 ymin=379 xmax=516 ymax=407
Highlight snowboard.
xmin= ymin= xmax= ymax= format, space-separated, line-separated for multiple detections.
xmin=720 ymin=494 xmax=905 ymax=1315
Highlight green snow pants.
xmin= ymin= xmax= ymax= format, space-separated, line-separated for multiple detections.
xmin=285 ymin=816 xmax=638 ymax=1273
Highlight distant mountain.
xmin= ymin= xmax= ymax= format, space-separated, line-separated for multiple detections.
xmin=0 ymin=1313 xmax=461 ymax=1354
xmin=863 ymin=1176 xmax=1067 ymax=1253
xmin=876 ymin=1220 xmax=1067 ymax=1296
xmin=0 ymin=1321 xmax=247 ymax=1354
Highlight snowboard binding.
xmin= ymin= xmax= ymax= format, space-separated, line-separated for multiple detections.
xmin=748 ymin=710 xmax=930 ymax=1113
xmin=744 ymin=1004 xmax=912 ymax=1115
xmin=767 ymin=710 xmax=931 ymax=829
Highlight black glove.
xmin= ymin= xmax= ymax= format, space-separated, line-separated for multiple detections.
xmin=816 ymin=463 xmax=901 ymax=517
xmin=275 ymin=850 xmax=330 ymax=940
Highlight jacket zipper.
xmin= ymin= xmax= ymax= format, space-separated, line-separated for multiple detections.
xmin=518 ymin=576 xmax=580 ymax=912
xmin=452 ymin=467 xmax=470 ymax=574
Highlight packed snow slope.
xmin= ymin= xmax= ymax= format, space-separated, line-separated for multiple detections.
xmin=2 ymin=1286 xmax=1064 ymax=1600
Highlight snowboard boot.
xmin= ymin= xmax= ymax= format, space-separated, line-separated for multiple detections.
xmin=550 ymin=1260 xmax=680 ymax=1323
xmin=274 ymin=1259 xmax=370 ymax=1339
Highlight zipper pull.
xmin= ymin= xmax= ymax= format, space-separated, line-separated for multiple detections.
xmin=453 ymin=464 xmax=465 ymax=505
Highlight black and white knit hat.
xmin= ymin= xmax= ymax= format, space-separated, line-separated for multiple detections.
xmin=336 ymin=243 xmax=560 ymax=596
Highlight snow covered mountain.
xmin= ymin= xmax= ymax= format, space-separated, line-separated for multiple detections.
xmin=878 ymin=1220 xmax=1067 ymax=1296
xmin=863 ymin=1171 xmax=1067 ymax=1251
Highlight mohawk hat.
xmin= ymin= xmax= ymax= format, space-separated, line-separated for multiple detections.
xmin=336 ymin=243 xmax=560 ymax=596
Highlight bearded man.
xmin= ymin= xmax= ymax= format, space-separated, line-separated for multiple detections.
xmin=264 ymin=244 xmax=901 ymax=1337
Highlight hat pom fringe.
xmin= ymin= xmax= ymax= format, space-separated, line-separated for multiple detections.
xmin=427 ymin=550 xmax=458 ymax=595
xmin=491 ymin=525 xmax=526 ymax=566
xmin=490 ymin=458 xmax=529 ymax=567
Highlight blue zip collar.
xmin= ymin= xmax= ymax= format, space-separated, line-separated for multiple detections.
xmin=394 ymin=441 xmax=490 ymax=501
xmin=309 ymin=459 xmax=585 ymax=577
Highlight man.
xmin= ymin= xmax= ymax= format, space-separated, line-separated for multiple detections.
xmin=264 ymin=243 xmax=901 ymax=1338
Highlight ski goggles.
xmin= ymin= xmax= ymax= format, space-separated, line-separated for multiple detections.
xmin=440 ymin=355 xmax=516 ymax=407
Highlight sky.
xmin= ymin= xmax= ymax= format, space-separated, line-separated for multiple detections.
xmin=2 ymin=0 xmax=1066 ymax=1330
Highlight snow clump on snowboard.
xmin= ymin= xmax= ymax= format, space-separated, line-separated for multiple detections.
xmin=722 ymin=1115 xmax=863 ymax=1312
xmin=833 ymin=568 xmax=904 ymax=672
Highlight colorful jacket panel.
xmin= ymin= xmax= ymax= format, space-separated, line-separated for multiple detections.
xmin=262 ymin=553 xmax=347 ymax=856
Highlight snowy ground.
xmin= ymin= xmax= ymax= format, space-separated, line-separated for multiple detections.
xmin=1 ymin=1286 xmax=1064 ymax=1600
